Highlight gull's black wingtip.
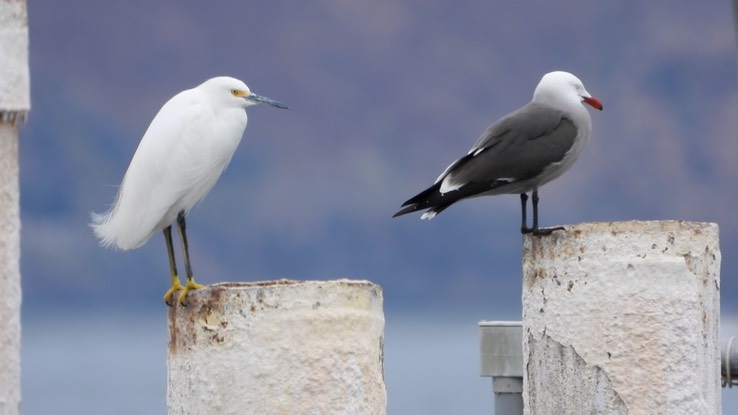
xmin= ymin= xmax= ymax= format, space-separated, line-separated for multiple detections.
xmin=392 ymin=204 xmax=418 ymax=218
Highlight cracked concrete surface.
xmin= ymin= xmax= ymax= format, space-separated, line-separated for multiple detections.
xmin=522 ymin=221 xmax=720 ymax=415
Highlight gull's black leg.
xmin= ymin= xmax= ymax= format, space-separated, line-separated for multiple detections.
xmin=530 ymin=189 xmax=564 ymax=236
xmin=520 ymin=193 xmax=532 ymax=234
xmin=531 ymin=190 xmax=541 ymax=231
xmin=162 ymin=225 xmax=185 ymax=306
xmin=175 ymin=211 xmax=204 ymax=305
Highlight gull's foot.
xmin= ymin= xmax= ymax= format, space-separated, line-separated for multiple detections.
xmin=521 ymin=226 xmax=565 ymax=236
xmin=531 ymin=226 xmax=565 ymax=236
xmin=163 ymin=279 xmax=186 ymax=306
xmin=177 ymin=278 xmax=206 ymax=306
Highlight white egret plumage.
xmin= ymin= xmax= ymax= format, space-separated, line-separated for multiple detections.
xmin=91 ymin=76 xmax=287 ymax=305
xmin=393 ymin=71 xmax=602 ymax=235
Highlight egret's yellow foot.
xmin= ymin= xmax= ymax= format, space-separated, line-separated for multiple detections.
xmin=163 ymin=278 xmax=186 ymax=306
xmin=177 ymin=278 xmax=205 ymax=305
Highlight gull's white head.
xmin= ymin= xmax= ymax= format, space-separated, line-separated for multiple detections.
xmin=533 ymin=71 xmax=603 ymax=111
xmin=198 ymin=76 xmax=288 ymax=110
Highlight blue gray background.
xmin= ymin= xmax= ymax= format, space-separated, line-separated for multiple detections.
xmin=20 ymin=1 xmax=738 ymax=413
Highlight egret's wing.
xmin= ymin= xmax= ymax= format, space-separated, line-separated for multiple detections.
xmin=94 ymin=89 xmax=215 ymax=249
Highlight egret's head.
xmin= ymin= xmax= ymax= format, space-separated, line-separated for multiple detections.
xmin=533 ymin=71 xmax=603 ymax=111
xmin=201 ymin=76 xmax=288 ymax=110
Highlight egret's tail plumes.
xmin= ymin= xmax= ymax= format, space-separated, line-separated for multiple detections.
xmin=90 ymin=207 xmax=148 ymax=251
xmin=90 ymin=209 xmax=120 ymax=249
xmin=90 ymin=198 xmax=157 ymax=251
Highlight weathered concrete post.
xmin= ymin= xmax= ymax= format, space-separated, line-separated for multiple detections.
xmin=167 ymin=279 xmax=386 ymax=415
xmin=0 ymin=1 xmax=29 ymax=414
xmin=522 ymin=221 xmax=721 ymax=415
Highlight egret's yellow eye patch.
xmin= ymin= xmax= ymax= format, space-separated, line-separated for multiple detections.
xmin=230 ymin=89 xmax=250 ymax=97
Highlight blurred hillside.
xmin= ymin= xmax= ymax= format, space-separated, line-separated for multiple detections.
xmin=20 ymin=0 xmax=738 ymax=314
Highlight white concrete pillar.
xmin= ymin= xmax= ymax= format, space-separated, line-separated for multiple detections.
xmin=522 ymin=221 xmax=721 ymax=415
xmin=0 ymin=123 xmax=21 ymax=415
xmin=167 ymin=279 xmax=386 ymax=415
xmin=0 ymin=1 xmax=29 ymax=414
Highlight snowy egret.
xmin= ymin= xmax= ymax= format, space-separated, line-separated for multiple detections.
xmin=393 ymin=71 xmax=602 ymax=235
xmin=91 ymin=76 xmax=288 ymax=305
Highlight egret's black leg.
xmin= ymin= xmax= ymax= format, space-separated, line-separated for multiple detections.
xmin=175 ymin=211 xmax=204 ymax=305
xmin=177 ymin=211 xmax=193 ymax=281
xmin=530 ymin=189 xmax=564 ymax=236
xmin=162 ymin=225 xmax=185 ymax=306
xmin=520 ymin=193 xmax=532 ymax=234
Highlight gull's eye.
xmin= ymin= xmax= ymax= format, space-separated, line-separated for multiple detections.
xmin=231 ymin=89 xmax=239 ymax=96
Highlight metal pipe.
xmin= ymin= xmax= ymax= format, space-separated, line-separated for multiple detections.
xmin=479 ymin=321 xmax=523 ymax=415
xmin=723 ymin=336 xmax=738 ymax=388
